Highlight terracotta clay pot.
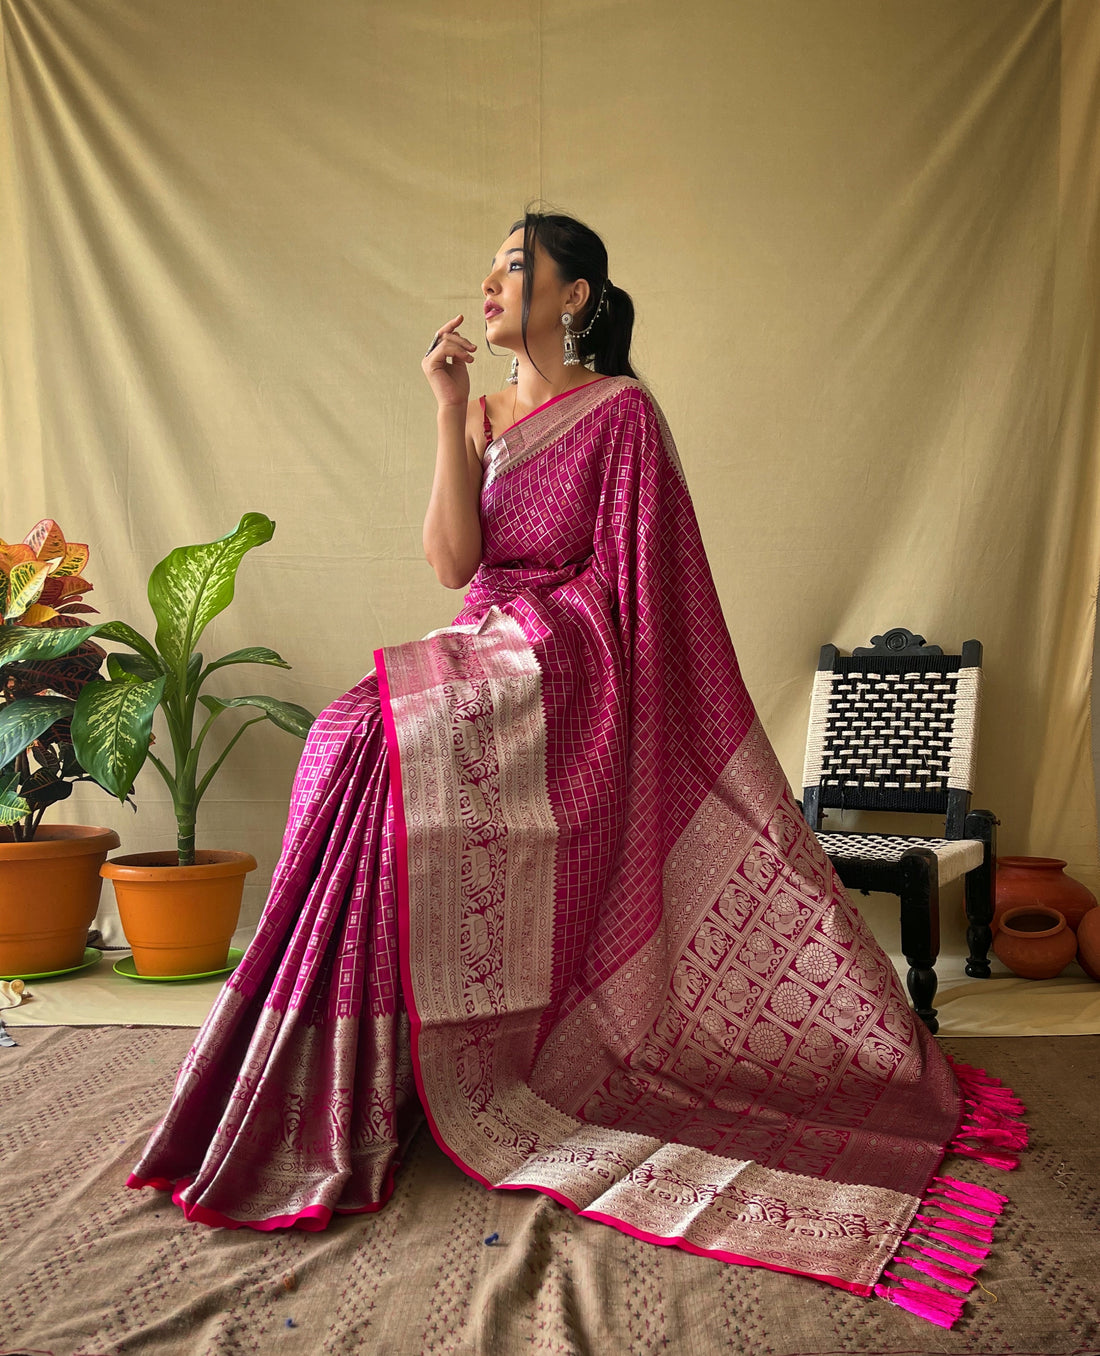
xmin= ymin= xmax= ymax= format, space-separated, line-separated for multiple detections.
xmin=1075 ymin=907 xmax=1100 ymax=982
xmin=101 ymin=850 xmax=256 ymax=976
xmin=993 ymin=857 xmax=1097 ymax=933
xmin=0 ymin=825 xmax=120 ymax=975
xmin=992 ymin=906 xmax=1078 ymax=980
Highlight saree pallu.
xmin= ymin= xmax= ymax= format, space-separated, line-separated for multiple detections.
xmin=131 ymin=377 xmax=1025 ymax=1328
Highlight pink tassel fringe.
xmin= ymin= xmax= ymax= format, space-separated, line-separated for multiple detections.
xmin=910 ymin=1243 xmax=983 ymax=1275
xmin=911 ymin=1226 xmax=991 ymax=1259
xmin=903 ymin=1257 xmax=976 ymax=1292
xmin=875 ymin=1059 xmax=1027 ymax=1331
xmin=925 ymin=1195 xmax=999 ymax=1223
xmin=875 ymin=1275 xmax=966 ymax=1328
xmin=914 ymin=1211 xmax=994 ymax=1242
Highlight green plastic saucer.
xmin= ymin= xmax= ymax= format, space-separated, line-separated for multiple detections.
xmin=113 ymin=947 xmax=244 ymax=983
xmin=1 ymin=946 xmax=104 ymax=982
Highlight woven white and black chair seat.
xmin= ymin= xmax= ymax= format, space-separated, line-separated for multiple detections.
xmin=816 ymin=833 xmax=984 ymax=884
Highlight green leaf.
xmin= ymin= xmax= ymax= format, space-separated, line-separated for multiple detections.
xmin=0 ymin=624 xmax=104 ymax=666
xmin=0 ymin=697 xmax=73 ymax=771
xmin=108 ymin=652 xmax=157 ymax=682
xmin=109 ymin=649 xmax=199 ymax=706
xmin=94 ymin=620 xmax=162 ymax=671
xmin=24 ymin=778 xmax=72 ymax=810
xmin=203 ymin=646 xmax=291 ymax=677
xmin=199 ymin=693 xmax=315 ymax=739
xmin=148 ymin=514 xmax=275 ymax=675
xmin=72 ymin=676 xmax=166 ymax=800
xmin=0 ymin=773 xmax=30 ymax=825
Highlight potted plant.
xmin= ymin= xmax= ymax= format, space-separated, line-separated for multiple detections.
xmin=70 ymin=512 xmax=315 ymax=975
xmin=0 ymin=520 xmax=120 ymax=976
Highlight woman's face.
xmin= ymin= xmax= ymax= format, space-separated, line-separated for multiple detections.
xmin=481 ymin=227 xmax=585 ymax=352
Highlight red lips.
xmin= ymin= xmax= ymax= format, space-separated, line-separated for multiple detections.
xmin=484 ymin=304 xmax=503 ymax=318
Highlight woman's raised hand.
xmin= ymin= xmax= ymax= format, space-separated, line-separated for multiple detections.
xmin=422 ymin=314 xmax=476 ymax=409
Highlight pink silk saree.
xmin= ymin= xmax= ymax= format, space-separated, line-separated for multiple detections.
xmin=131 ymin=377 xmax=1025 ymax=1328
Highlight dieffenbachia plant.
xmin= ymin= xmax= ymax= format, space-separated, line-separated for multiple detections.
xmin=0 ymin=514 xmax=314 ymax=864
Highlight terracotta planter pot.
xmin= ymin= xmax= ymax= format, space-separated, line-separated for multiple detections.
xmin=1076 ymin=907 xmax=1100 ymax=982
xmin=993 ymin=857 xmax=1097 ymax=933
xmin=992 ymin=906 xmax=1078 ymax=980
xmin=101 ymin=850 xmax=257 ymax=977
xmin=0 ymin=825 xmax=121 ymax=975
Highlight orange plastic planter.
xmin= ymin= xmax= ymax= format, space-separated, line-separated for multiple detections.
xmin=101 ymin=850 xmax=257 ymax=976
xmin=0 ymin=825 xmax=121 ymax=975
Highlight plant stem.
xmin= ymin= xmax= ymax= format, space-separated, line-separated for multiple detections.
xmin=195 ymin=716 xmax=264 ymax=802
xmin=176 ymin=804 xmax=196 ymax=866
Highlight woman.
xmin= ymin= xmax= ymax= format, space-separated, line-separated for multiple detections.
xmin=130 ymin=211 xmax=1023 ymax=1329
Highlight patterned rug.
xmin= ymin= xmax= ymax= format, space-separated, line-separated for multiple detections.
xmin=1 ymin=1028 xmax=1097 ymax=1356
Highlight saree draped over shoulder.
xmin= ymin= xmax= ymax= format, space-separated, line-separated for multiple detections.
xmin=131 ymin=377 xmax=1025 ymax=1327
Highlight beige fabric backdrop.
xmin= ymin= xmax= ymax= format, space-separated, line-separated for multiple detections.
xmin=2 ymin=0 xmax=1098 ymax=946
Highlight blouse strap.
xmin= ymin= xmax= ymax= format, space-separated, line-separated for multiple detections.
xmin=480 ymin=394 xmax=493 ymax=444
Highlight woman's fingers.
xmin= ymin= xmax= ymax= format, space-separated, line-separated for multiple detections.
xmin=424 ymin=333 xmax=476 ymax=367
xmin=426 ymin=315 xmax=477 ymax=356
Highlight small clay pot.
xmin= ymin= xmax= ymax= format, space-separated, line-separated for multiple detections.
xmin=1075 ymin=907 xmax=1100 ymax=982
xmin=994 ymin=857 xmax=1097 ymax=933
xmin=993 ymin=906 xmax=1077 ymax=980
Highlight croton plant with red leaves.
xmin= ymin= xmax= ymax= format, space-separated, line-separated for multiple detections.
xmin=0 ymin=520 xmax=113 ymax=840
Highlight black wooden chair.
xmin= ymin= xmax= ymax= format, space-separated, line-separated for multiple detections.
xmin=800 ymin=627 xmax=997 ymax=1034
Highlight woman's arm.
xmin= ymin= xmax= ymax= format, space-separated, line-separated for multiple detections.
xmin=421 ymin=314 xmax=484 ymax=589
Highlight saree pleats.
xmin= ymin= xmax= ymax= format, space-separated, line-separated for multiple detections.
xmin=130 ymin=674 xmax=417 ymax=1228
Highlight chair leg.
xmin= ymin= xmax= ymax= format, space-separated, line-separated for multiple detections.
xmin=899 ymin=849 xmax=940 ymax=1035
xmin=963 ymin=809 xmax=997 ymax=978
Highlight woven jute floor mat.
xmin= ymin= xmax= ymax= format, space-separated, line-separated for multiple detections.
xmin=1 ymin=1027 xmax=1097 ymax=1356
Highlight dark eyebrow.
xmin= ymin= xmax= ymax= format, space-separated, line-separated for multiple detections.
xmin=489 ymin=248 xmax=527 ymax=267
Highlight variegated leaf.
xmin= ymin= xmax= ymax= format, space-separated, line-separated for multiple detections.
xmin=199 ymin=693 xmax=314 ymax=739
xmin=23 ymin=519 xmax=67 ymax=561
xmin=39 ymin=574 xmax=93 ymax=609
xmin=18 ymin=604 xmax=59 ymax=627
xmin=3 ymin=560 xmax=50 ymax=620
xmin=148 ymin=513 xmax=275 ymax=674
xmin=0 ymin=697 xmax=73 ymax=771
xmin=0 ymin=543 xmax=35 ymax=567
xmin=0 ymin=623 xmax=104 ymax=666
xmin=203 ymin=646 xmax=291 ymax=677
xmin=25 ymin=520 xmax=89 ymax=578
xmin=0 ymin=773 xmax=30 ymax=826
xmin=72 ymin=676 xmax=165 ymax=800
xmin=6 ymin=641 xmax=105 ymax=701
xmin=94 ymin=620 xmax=162 ymax=670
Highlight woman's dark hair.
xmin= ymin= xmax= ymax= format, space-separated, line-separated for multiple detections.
xmin=491 ymin=208 xmax=637 ymax=380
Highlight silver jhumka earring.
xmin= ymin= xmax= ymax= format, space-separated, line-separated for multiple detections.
xmin=562 ymin=281 xmax=609 ymax=367
xmin=561 ymin=312 xmax=579 ymax=367
xmin=506 ymin=355 xmax=519 ymax=384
